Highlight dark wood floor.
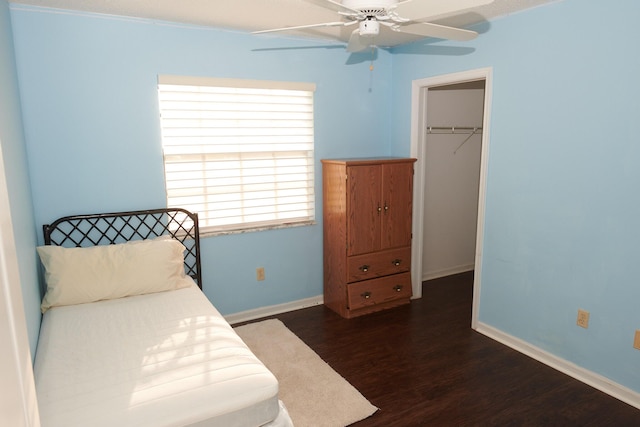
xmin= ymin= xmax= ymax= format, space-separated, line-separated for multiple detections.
xmin=258 ymin=271 xmax=640 ymax=426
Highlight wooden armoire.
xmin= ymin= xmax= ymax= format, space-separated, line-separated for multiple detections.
xmin=322 ymin=157 xmax=417 ymax=318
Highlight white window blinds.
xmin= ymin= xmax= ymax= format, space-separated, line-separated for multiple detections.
xmin=158 ymin=75 xmax=316 ymax=233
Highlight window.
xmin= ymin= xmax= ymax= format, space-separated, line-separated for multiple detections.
xmin=158 ymin=75 xmax=316 ymax=234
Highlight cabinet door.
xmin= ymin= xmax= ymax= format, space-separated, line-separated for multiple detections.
xmin=347 ymin=164 xmax=381 ymax=256
xmin=381 ymin=162 xmax=414 ymax=249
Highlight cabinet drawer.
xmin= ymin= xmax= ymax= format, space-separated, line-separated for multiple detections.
xmin=347 ymin=272 xmax=412 ymax=310
xmin=347 ymin=247 xmax=411 ymax=282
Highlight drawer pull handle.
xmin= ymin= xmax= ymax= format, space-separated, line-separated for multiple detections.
xmin=393 ymin=285 xmax=403 ymax=292
xmin=392 ymin=259 xmax=402 ymax=266
xmin=359 ymin=264 xmax=370 ymax=272
xmin=361 ymin=291 xmax=372 ymax=299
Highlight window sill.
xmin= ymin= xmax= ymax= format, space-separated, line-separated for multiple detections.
xmin=199 ymin=220 xmax=316 ymax=238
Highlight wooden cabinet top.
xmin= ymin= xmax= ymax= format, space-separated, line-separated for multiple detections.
xmin=321 ymin=157 xmax=417 ymax=166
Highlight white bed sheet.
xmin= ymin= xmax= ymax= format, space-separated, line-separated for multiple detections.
xmin=34 ymin=283 xmax=285 ymax=427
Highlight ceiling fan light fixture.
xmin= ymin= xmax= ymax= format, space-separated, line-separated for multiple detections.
xmin=359 ymin=18 xmax=380 ymax=37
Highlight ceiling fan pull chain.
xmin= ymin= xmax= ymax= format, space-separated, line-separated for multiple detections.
xmin=370 ymin=46 xmax=375 ymax=71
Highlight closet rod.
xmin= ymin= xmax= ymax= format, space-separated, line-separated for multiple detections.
xmin=427 ymin=126 xmax=483 ymax=134
xmin=426 ymin=126 xmax=483 ymax=154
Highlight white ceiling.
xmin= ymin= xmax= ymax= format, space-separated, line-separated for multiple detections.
xmin=9 ymin=0 xmax=558 ymax=48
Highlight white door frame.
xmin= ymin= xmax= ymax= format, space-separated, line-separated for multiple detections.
xmin=410 ymin=67 xmax=493 ymax=330
xmin=0 ymin=138 xmax=40 ymax=426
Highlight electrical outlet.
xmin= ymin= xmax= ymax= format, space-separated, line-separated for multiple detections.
xmin=577 ymin=309 xmax=590 ymax=329
xmin=256 ymin=267 xmax=265 ymax=281
xmin=634 ymin=330 xmax=640 ymax=350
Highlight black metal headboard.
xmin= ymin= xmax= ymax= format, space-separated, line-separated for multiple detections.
xmin=42 ymin=208 xmax=202 ymax=289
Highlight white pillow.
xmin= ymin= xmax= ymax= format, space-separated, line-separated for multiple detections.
xmin=38 ymin=238 xmax=192 ymax=312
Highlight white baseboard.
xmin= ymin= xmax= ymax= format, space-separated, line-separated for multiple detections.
xmin=422 ymin=263 xmax=474 ymax=281
xmin=225 ymin=295 xmax=324 ymax=325
xmin=476 ymin=322 xmax=640 ymax=410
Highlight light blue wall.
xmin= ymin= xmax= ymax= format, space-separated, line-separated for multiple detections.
xmin=392 ymin=0 xmax=640 ymax=392
xmin=0 ymin=0 xmax=40 ymax=360
xmin=9 ymin=5 xmax=393 ymax=315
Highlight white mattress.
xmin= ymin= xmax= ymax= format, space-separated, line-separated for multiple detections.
xmin=34 ymin=283 xmax=282 ymax=427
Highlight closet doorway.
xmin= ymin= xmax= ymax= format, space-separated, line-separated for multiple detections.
xmin=423 ymin=81 xmax=484 ymax=281
xmin=409 ymin=68 xmax=492 ymax=329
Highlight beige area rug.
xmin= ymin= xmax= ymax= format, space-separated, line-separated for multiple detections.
xmin=234 ymin=319 xmax=378 ymax=427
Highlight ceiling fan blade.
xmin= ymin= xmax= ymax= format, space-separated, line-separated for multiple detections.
xmin=398 ymin=22 xmax=478 ymax=41
xmin=319 ymin=0 xmax=361 ymax=14
xmin=252 ymin=21 xmax=351 ymax=35
xmin=395 ymin=0 xmax=494 ymax=20
xmin=347 ymin=29 xmax=372 ymax=52
xmin=299 ymin=0 xmax=362 ymax=15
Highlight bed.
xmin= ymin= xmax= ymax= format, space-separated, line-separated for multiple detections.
xmin=33 ymin=208 xmax=293 ymax=427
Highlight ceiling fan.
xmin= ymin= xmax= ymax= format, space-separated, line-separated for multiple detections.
xmin=252 ymin=0 xmax=495 ymax=52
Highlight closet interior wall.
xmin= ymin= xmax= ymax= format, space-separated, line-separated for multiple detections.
xmin=423 ymin=82 xmax=485 ymax=281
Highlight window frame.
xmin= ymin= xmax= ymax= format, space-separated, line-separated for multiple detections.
xmin=157 ymin=75 xmax=317 ymax=236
